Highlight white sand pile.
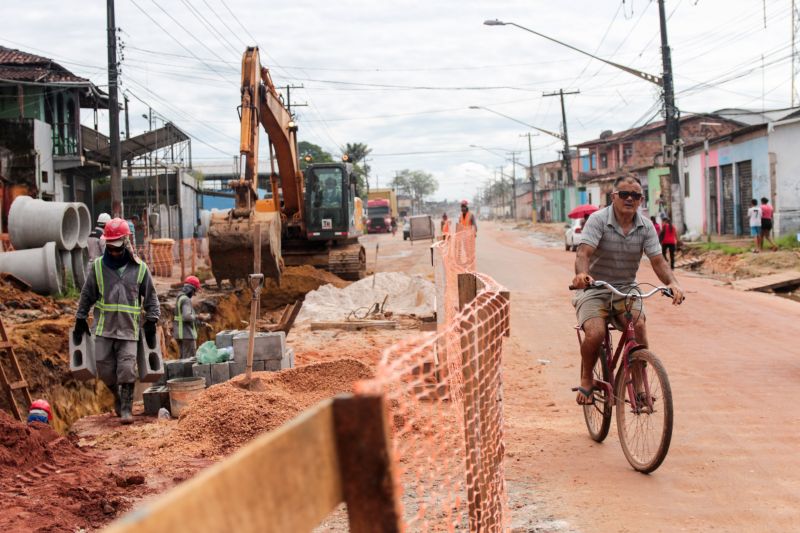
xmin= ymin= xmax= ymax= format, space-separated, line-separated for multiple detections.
xmin=297 ymin=272 xmax=435 ymax=323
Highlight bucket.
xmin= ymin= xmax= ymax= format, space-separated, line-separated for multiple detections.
xmin=167 ymin=376 xmax=205 ymax=417
xmin=150 ymin=238 xmax=175 ymax=277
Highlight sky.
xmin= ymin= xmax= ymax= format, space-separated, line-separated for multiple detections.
xmin=2 ymin=0 xmax=796 ymax=201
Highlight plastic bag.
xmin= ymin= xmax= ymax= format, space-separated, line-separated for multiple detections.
xmin=196 ymin=340 xmax=230 ymax=364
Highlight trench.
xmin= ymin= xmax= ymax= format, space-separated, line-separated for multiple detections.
xmin=772 ymin=282 xmax=800 ymax=303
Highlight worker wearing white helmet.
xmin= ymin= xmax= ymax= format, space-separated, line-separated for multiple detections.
xmin=86 ymin=213 xmax=112 ymax=274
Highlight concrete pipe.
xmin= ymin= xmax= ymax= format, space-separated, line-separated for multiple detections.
xmin=71 ymin=202 xmax=91 ymax=248
xmin=71 ymin=246 xmax=89 ymax=288
xmin=60 ymin=249 xmax=75 ymax=290
xmin=0 ymin=241 xmax=63 ymax=295
xmin=9 ymin=196 xmax=80 ymax=250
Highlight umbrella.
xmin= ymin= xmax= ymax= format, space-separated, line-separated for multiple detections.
xmin=568 ymin=204 xmax=599 ymax=219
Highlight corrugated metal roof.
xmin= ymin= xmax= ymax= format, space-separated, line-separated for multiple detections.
xmin=0 ymin=45 xmax=88 ymax=84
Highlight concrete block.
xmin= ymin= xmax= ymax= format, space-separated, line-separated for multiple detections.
xmin=180 ymin=358 xmax=195 ymax=377
xmin=68 ymin=331 xmax=96 ymax=381
xmin=165 ymin=360 xmax=185 ymax=381
xmin=281 ymin=347 xmax=295 ymax=370
xmin=229 ymin=359 xmax=246 ymax=378
xmin=232 ymin=331 xmax=285 ymax=362
xmin=143 ymin=385 xmax=170 ymax=416
xmin=210 ymin=361 xmax=230 ymax=385
xmin=214 ymin=330 xmax=237 ymax=349
xmin=192 ymin=363 xmax=211 ymax=388
xmin=137 ymin=332 xmax=165 ymax=383
xmin=264 ymin=359 xmax=281 ymax=372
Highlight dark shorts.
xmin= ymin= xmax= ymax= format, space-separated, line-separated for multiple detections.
xmin=761 ymin=218 xmax=773 ymax=233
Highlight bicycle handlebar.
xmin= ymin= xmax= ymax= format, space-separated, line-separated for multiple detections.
xmin=568 ymin=280 xmax=673 ymax=299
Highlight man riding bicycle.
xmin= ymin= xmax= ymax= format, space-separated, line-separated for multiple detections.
xmin=571 ymin=175 xmax=685 ymax=405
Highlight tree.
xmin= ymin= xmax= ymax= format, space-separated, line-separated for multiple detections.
xmin=390 ymin=169 xmax=438 ymax=214
xmin=298 ymin=141 xmax=334 ymax=170
xmin=342 ymin=142 xmax=371 ymax=196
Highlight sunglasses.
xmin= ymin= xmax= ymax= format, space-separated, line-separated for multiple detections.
xmin=616 ymin=191 xmax=643 ymax=200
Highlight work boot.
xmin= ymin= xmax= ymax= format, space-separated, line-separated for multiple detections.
xmin=119 ymin=383 xmax=134 ymax=425
xmin=113 ymin=388 xmax=121 ymax=417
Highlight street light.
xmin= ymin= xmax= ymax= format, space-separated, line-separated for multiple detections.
xmin=469 ymin=105 xmax=563 ymax=140
xmin=482 ymin=19 xmax=663 ymax=86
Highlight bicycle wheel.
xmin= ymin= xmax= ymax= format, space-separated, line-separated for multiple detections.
xmin=615 ymin=349 xmax=673 ymax=473
xmin=583 ymin=349 xmax=612 ymax=442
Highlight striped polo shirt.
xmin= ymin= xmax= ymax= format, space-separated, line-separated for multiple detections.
xmin=580 ymin=206 xmax=662 ymax=285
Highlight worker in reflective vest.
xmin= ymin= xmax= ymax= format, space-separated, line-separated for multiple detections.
xmin=173 ymin=276 xmax=200 ymax=359
xmin=73 ymin=218 xmax=160 ymax=425
xmin=458 ymin=199 xmax=477 ymax=234
xmin=441 ymin=213 xmax=451 ymax=237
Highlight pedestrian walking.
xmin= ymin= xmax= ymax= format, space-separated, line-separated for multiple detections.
xmin=759 ymin=197 xmax=778 ymax=251
xmin=458 ymin=200 xmax=477 ymax=234
xmin=650 ymin=216 xmax=661 ymax=239
xmin=747 ymin=199 xmax=762 ymax=252
xmin=73 ymin=218 xmax=160 ymax=425
xmin=440 ymin=213 xmax=451 ymax=237
xmin=174 ymin=276 xmax=201 ymax=359
xmin=660 ymin=217 xmax=678 ymax=269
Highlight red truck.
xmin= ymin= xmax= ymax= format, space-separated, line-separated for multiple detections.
xmin=366 ymin=199 xmax=392 ymax=233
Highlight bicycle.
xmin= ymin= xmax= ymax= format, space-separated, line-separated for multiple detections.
xmin=569 ymin=280 xmax=675 ymax=473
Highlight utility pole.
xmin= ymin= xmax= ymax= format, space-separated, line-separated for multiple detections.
xmin=513 ymin=157 xmax=518 ymax=219
xmin=658 ymin=0 xmax=680 ymax=225
xmin=284 ymin=84 xmax=307 ymax=116
xmin=523 ymin=132 xmax=537 ymax=222
xmin=543 ymin=89 xmax=579 ymax=186
xmin=107 ymin=0 xmax=123 ymax=217
xmin=123 ymin=95 xmax=131 ymax=179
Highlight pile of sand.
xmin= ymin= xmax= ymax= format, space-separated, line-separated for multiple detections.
xmin=261 ymin=265 xmax=349 ymax=309
xmin=296 ymin=272 xmax=435 ymax=323
xmin=175 ymin=359 xmax=373 ymax=456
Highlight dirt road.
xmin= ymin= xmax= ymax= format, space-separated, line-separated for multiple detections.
xmin=477 ymin=223 xmax=800 ymax=532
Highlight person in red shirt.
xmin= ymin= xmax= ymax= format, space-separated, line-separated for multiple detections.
xmin=759 ymin=197 xmax=778 ymax=251
xmin=660 ymin=217 xmax=678 ymax=269
xmin=650 ymin=216 xmax=661 ymax=240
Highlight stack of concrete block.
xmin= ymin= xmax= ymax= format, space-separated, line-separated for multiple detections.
xmin=231 ymin=331 xmax=293 ymax=372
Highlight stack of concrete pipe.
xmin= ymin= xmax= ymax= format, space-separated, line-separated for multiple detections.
xmin=0 ymin=196 xmax=91 ymax=295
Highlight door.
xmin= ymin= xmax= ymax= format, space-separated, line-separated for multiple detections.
xmin=736 ymin=160 xmax=752 ymax=236
xmin=708 ymin=167 xmax=718 ymax=234
xmin=720 ymin=164 xmax=734 ymax=234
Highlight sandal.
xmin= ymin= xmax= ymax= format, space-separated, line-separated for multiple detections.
xmin=572 ymin=386 xmax=595 ymax=405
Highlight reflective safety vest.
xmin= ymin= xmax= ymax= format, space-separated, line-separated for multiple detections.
xmin=460 ymin=212 xmax=473 ymax=227
xmin=174 ymin=293 xmax=197 ymax=340
xmin=92 ymin=257 xmax=147 ymax=339
xmin=441 ymin=220 xmax=450 ymax=234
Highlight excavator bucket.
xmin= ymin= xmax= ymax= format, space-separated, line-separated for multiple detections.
xmin=208 ymin=210 xmax=282 ymax=285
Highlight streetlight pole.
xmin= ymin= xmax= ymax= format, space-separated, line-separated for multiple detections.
xmin=543 ymin=89 xmax=579 ymax=186
xmin=522 ymin=132 xmax=537 ymax=222
xmin=106 ymin=0 xmax=123 ymax=217
xmin=658 ymin=0 xmax=680 ymax=226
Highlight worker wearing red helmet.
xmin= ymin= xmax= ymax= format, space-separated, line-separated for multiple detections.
xmin=73 ymin=217 xmax=160 ymax=425
xmin=458 ymin=199 xmax=477 ymax=234
xmin=27 ymin=399 xmax=52 ymax=425
xmin=173 ymin=275 xmax=201 ymax=359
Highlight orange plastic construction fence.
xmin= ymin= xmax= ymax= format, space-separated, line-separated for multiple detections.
xmin=134 ymin=238 xmax=209 ymax=281
xmin=358 ymin=228 xmax=510 ymax=532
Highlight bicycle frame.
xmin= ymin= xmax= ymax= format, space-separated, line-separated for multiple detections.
xmin=575 ymin=310 xmax=654 ymax=414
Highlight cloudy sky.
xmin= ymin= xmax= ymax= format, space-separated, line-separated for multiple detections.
xmin=2 ymin=0 xmax=795 ymax=200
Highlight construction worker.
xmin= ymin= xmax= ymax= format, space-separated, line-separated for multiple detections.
xmin=27 ymin=399 xmax=52 ymax=425
xmin=441 ymin=213 xmax=451 ymax=238
xmin=73 ymin=218 xmax=160 ymax=425
xmin=458 ymin=200 xmax=477 ymax=234
xmin=87 ymin=212 xmax=111 ymax=264
xmin=174 ymin=275 xmax=201 ymax=359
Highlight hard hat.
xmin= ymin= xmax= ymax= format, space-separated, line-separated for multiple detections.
xmin=97 ymin=213 xmax=111 ymax=225
xmin=460 ymin=199 xmax=469 ymax=207
xmin=30 ymin=399 xmax=52 ymax=421
xmin=103 ymin=218 xmax=131 ymax=246
xmin=184 ymin=275 xmax=201 ymax=290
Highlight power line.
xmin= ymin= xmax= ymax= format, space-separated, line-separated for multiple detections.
xmin=178 ymin=0 xmax=242 ymax=57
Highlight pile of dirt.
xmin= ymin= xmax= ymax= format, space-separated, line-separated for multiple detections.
xmin=175 ymin=359 xmax=373 ymax=456
xmin=0 ymin=410 xmax=147 ymax=532
xmin=690 ymin=248 xmax=800 ymax=280
xmin=261 ymin=265 xmax=349 ymax=310
xmin=297 ymin=272 xmax=435 ymax=323
xmin=0 ymin=277 xmax=68 ymax=322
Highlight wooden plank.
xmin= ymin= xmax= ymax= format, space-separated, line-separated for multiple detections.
xmin=104 ymin=400 xmax=343 ymax=533
xmin=732 ymin=271 xmax=800 ymax=292
xmin=310 ymin=320 xmax=398 ymax=331
xmin=332 ymin=394 xmax=402 ymax=533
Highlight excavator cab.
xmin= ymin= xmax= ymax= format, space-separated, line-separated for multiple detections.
xmin=304 ymin=163 xmax=359 ymax=240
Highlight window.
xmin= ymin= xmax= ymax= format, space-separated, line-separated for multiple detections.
xmin=600 ymin=153 xmax=608 ymax=169
xmin=623 ymin=144 xmax=633 ymax=165
xmin=41 ymin=171 xmax=48 ymax=183
xmin=590 ymin=153 xmax=596 ymax=170
xmin=684 ymin=172 xmax=689 ymax=197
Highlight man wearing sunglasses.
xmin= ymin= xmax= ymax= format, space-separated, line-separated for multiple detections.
xmin=570 ymin=175 xmax=684 ymax=405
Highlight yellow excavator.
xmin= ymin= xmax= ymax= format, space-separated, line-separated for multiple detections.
xmin=208 ymin=47 xmax=366 ymax=285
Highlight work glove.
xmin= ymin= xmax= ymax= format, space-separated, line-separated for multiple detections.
xmin=73 ymin=318 xmax=90 ymax=345
xmin=143 ymin=320 xmax=158 ymax=348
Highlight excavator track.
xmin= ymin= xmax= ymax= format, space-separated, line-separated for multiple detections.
xmin=328 ymin=243 xmax=366 ymax=280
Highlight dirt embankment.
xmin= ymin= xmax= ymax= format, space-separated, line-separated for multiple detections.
xmin=682 ymin=245 xmax=800 ymax=280
xmin=0 ymin=410 xmax=148 ymax=532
